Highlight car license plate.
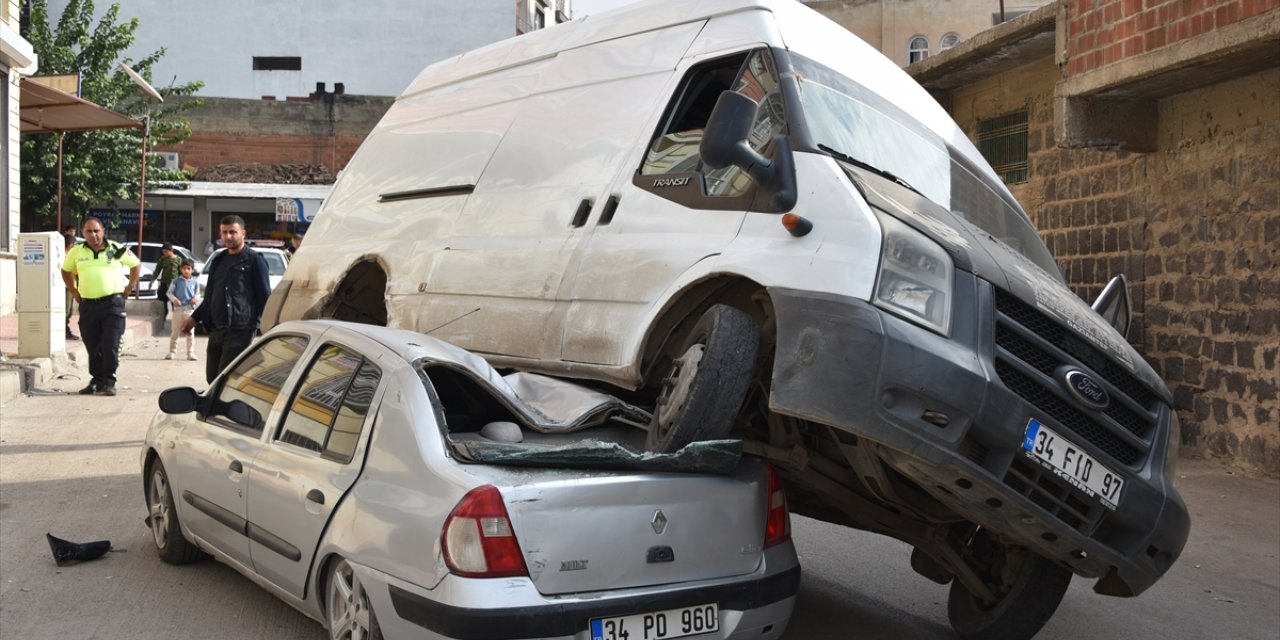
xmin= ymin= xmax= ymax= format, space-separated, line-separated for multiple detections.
xmin=590 ymin=604 xmax=719 ymax=640
xmin=1023 ymin=419 xmax=1124 ymax=510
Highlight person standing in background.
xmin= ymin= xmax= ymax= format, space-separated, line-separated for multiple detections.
xmin=284 ymin=232 xmax=304 ymax=258
xmin=165 ymin=259 xmax=201 ymax=361
xmin=154 ymin=243 xmax=182 ymax=322
xmin=62 ymin=226 xmax=80 ymax=341
xmin=183 ymin=215 xmax=270 ymax=383
xmin=62 ymin=217 xmax=140 ymax=396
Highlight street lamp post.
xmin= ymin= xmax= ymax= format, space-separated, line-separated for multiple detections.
xmin=119 ymin=63 xmax=163 ymax=298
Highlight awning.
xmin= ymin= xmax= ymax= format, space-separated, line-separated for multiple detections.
xmin=19 ymin=78 xmax=142 ymax=134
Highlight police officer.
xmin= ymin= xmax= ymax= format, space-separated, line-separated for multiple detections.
xmin=61 ymin=217 xmax=141 ymax=396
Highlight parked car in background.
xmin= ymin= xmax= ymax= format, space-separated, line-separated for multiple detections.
xmin=141 ymin=320 xmax=799 ymax=640
xmin=199 ymin=247 xmax=289 ymax=292
xmin=132 ymin=242 xmax=204 ymax=298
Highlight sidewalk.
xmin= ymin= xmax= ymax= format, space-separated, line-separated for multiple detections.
xmin=0 ymin=298 xmax=166 ymax=403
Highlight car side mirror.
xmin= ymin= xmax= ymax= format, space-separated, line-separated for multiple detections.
xmin=158 ymin=387 xmax=199 ymax=414
xmin=223 ymin=400 xmax=263 ymax=429
xmin=700 ymin=90 xmax=797 ymax=211
xmin=1092 ymin=274 xmax=1132 ymax=339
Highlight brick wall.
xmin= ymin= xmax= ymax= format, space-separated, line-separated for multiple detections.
xmin=1064 ymin=0 xmax=1280 ymax=75
xmin=174 ymin=132 xmax=370 ymax=175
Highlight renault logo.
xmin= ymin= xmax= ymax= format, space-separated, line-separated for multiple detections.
xmin=651 ymin=510 xmax=668 ymax=535
xmin=1063 ymin=369 xmax=1110 ymax=410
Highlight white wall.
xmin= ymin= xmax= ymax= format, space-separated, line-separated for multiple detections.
xmin=47 ymin=0 xmax=519 ymax=99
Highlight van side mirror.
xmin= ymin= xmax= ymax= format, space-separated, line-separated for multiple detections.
xmin=700 ymin=90 xmax=797 ymax=211
xmin=158 ymin=387 xmax=199 ymax=414
xmin=1092 ymin=274 xmax=1132 ymax=339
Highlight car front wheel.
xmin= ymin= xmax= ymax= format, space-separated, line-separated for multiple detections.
xmin=326 ymin=557 xmax=383 ymax=640
xmin=946 ymin=530 xmax=1072 ymax=640
xmin=146 ymin=459 xmax=203 ymax=564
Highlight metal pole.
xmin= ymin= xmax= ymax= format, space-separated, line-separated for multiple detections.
xmin=135 ymin=116 xmax=149 ymax=299
xmin=56 ymin=133 xmax=64 ymax=231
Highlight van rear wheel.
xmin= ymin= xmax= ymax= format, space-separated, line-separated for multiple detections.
xmin=946 ymin=531 xmax=1072 ymax=640
xmin=646 ymin=304 xmax=759 ymax=453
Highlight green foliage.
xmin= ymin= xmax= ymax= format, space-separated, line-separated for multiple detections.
xmin=21 ymin=0 xmax=204 ymax=230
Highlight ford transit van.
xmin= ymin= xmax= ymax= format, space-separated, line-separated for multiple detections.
xmin=265 ymin=1 xmax=1189 ymax=637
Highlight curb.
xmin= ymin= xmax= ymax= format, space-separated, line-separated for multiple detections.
xmin=0 ymin=324 xmax=149 ymax=405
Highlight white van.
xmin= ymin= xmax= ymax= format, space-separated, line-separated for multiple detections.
xmin=266 ymin=1 xmax=1188 ymax=637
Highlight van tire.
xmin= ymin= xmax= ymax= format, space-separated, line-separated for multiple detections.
xmin=946 ymin=533 xmax=1072 ymax=640
xmin=646 ymin=304 xmax=759 ymax=453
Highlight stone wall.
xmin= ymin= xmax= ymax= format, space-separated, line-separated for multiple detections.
xmin=947 ymin=57 xmax=1279 ymax=474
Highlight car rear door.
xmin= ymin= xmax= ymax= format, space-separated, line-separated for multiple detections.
xmin=171 ymin=334 xmax=311 ymax=567
xmin=245 ymin=338 xmax=385 ymax=598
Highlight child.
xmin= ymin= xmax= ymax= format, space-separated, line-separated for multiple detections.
xmin=166 ymin=260 xmax=202 ymax=361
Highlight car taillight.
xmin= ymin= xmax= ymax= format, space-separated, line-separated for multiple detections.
xmin=442 ymin=485 xmax=529 ymax=578
xmin=764 ymin=464 xmax=791 ymax=549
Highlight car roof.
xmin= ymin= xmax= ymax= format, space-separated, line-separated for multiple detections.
xmin=271 ymin=319 xmax=643 ymax=432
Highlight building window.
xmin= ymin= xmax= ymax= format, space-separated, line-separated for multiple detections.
xmin=253 ymin=56 xmax=302 ymax=71
xmin=908 ymin=37 xmax=930 ymax=64
xmin=977 ymin=110 xmax=1030 ymax=184
xmin=940 ymin=33 xmax=960 ymax=51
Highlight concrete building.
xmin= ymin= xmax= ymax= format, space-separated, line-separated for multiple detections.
xmin=909 ymin=1 xmax=1279 ymax=473
xmin=0 ymin=0 xmax=36 ymax=315
xmin=36 ymin=1 xmax=571 ymax=257
xmin=805 ymin=0 xmax=1055 ymax=66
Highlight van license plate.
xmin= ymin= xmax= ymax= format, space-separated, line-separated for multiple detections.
xmin=590 ymin=604 xmax=719 ymax=640
xmin=1023 ymin=419 xmax=1124 ymax=510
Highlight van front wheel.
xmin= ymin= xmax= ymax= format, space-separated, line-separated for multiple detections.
xmin=946 ymin=531 xmax=1072 ymax=640
xmin=646 ymin=304 xmax=759 ymax=453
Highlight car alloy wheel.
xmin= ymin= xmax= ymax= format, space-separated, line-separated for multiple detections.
xmin=326 ymin=558 xmax=382 ymax=640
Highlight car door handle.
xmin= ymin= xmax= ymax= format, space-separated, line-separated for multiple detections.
xmin=229 ymin=460 xmax=243 ymax=474
xmin=306 ymin=489 xmax=325 ymax=505
xmin=570 ymin=198 xmax=592 ymax=228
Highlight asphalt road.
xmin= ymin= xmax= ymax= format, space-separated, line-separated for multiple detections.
xmin=1 ymin=332 xmax=1277 ymax=639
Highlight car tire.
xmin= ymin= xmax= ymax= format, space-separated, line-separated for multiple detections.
xmin=946 ymin=532 xmax=1072 ymax=640
xmin=146 ymin=459 xmax=203 ymax=565
xmin=326 ymin=557 xmax=384 ymax=640
xmin=646 ymin=304 xmax=759 ymax=453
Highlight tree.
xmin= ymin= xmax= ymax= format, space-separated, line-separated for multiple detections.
xmin=20 ymin=0 xmax=204 ymax=231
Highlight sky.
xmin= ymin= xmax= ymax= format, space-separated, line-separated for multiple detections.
xmin=573 ymin=0 xmax=643 ymax=17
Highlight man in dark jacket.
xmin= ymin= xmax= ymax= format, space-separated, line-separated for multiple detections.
xmin=183 ymin=215 xmax=271 ymax=382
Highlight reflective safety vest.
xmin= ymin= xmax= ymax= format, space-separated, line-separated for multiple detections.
xmin=62 ymin=241 xmax=140 ymax=299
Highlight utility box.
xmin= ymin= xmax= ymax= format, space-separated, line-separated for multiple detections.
xmin=17 ymin=232 xmax=66 ymax=358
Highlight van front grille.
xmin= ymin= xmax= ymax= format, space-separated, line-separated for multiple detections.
xmin=992 ymin=290 xmax=1157 ymax=469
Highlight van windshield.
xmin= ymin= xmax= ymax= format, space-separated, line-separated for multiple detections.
xmin=790 ymin=55 xmax=1061 ymax=278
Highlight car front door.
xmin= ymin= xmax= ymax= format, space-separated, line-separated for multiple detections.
xmin=560 ymin=46 xmax=788 ymax=367
xmin=246 ymin=340 xmax=384 ymax=598
xmin=171 ymin=334 xmax=310 ymax=567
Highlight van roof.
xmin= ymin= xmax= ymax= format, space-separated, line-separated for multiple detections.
xmin=397 ymin=0 xmax=995 ymax=187
xmin=401 ymin=0 xmax=774 ymax=99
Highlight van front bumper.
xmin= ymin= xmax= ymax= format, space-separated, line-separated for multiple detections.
xmin=766 ymin=278 xmax=1189 ymax=597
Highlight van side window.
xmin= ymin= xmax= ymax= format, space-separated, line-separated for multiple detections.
xmin=640 ymin=49 xmax=785 ymax=200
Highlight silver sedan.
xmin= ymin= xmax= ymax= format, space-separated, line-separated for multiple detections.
xmin=140 ymin=320 xmax=799 ymax=640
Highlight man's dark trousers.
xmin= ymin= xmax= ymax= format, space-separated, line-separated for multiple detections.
xmin=206 ymin=327 xmax=255 ymax=383
xmin=79 ymin=294 xmax=126 ymax=388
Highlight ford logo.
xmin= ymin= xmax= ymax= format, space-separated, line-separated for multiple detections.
xmin=1063 ymin=369 xmax=1110 ymax=410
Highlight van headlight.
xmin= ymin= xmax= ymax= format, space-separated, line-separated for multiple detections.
xmin=1165 ymin=410 xmax=1182 ymax=478
xmin=873 ymin=213 xmax=953 ymax=336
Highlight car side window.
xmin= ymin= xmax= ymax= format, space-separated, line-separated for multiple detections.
xmin=277 ymin=344 xmax=382 ymax=464
xmin=212 ymin=335 xmax=310 ymax=433
xmin=639 ymin=49 xmax=786 ymax=200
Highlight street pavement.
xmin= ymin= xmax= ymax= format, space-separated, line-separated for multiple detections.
xmin=0 ymin=330 xmax=1277 ymax=639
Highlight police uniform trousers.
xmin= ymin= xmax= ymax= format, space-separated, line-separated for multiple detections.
xmin=79 ymin=294 xmax=127 ymax=387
